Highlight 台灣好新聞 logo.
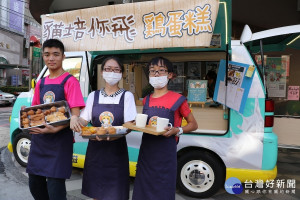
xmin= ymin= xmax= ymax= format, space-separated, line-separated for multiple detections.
xmin=224 ymin=177 xmax=243 ymax=194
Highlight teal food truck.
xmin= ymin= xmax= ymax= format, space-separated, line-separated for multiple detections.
xmin=8 ymin=0 xmax=281 ymax=197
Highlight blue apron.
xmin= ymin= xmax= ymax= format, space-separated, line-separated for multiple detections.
xmin=26 ymin=74 xmax=74 ymax=179
xmin=82 ymin=90 xmax=129 ymax=200
xmin=132 ymin=94 xmax=186 ymax=200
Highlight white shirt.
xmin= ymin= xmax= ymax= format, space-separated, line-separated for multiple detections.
xmin=80 ymin=89 xmax=137 ymax=123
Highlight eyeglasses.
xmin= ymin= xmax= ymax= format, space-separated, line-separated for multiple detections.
xmin=149 ymin=69 xmax=168 ymax=76
xmin=103 ymin=68 xmax=122 ymax=73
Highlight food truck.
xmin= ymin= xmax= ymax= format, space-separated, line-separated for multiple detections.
xmin=8 ymin=0 xmax=280 ymax=198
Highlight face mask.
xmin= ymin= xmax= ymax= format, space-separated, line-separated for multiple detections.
xmin=149 ymin=76 xmax=168 ymax=89
xmin=102 ymin=72 xmax=122 ymax=86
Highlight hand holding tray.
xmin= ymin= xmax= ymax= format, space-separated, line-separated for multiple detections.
xmin=122 ymin=122 xmax=167 ymax=136
xmin=81 ymin=126 xmax=128 ymax=139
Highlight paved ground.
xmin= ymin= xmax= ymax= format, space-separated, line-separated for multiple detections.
xmin=1 ymin=145 xmax=299 ymax=200
xmin=0 ymin=105 xmax=299 ymax=200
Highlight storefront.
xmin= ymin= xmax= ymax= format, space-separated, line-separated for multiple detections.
xmin=0 ymin=29 xmax=29 ymax=86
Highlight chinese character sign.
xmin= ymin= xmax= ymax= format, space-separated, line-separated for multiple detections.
xmin=288 ymin=86 xmax=300 ymax=100
xmin=41 ymin=0 xmax=219 ymax=51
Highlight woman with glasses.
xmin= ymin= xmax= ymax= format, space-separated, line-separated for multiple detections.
xmin=132 ymin=57 xmax=198 ymax=200
xmin=72 ymin=56 xmax=137 ymax=200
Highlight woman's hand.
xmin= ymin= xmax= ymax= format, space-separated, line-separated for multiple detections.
xmin=95 ymin=135 xmax=120 ymax=141
xmin=126 ymin=128 xmax=132 ymax=134
xmin=162 ymin=127 xmax=179 ymax=137
xmin=70 ymin=116 xmax=83 ymax=132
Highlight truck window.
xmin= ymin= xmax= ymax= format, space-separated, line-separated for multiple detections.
xmin=43 ymin=57 xmax=83 ymax=81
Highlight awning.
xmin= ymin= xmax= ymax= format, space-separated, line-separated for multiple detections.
xmin=30 ymin=35 xmax=41 ymax=48
xmin=242 ymin=25 xmax=300 ymax=52
xmin=0 ymin=57 xmax=9 ymax=65
xmin=0 ymin=64 xmax=30 ymax=69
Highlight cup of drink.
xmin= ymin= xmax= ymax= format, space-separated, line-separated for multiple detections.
xmin=135 ymin=114 xmax=148 ymax=127
xmin=156 ymin=117 xmax=172 ymax=132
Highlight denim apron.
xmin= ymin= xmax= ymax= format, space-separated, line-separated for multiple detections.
xmin=132 ymin=94 xmax=186 ymax=200
xmin=82 ymin=90 xmax=129 ymax=200
xmin=26 ymin=74 xmax=74 ymax=179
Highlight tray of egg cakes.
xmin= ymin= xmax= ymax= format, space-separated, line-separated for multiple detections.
xmin=19 ymin=100 xmax=71 ymax=133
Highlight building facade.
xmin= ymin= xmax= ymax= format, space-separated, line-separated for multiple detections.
xmin=0 ymin=0 xmax=41 ymax=87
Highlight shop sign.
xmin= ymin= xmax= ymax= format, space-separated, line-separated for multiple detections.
xmin=33 ymin=47 xmax=41 ymax=57
xmin=41 ymin=0 xmax=219 ymax=51
xmin=0 ymin=42 xmax=10 ymax=49
xmin=22 ymin=69 xmax=29 ymax=76
xmin=288 ymin=86 xmax=299 ymax=100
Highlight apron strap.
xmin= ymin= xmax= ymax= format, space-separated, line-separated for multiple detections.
xmin=94 ymin=90 xmax=100 ymax=105
xmin=60 ymin=74 xmax=72 ymax=85
xmin=119 ymin=90 xmax=127 ymax=106
xmin=144 ymin=95 xmax=150 ymax=108
xmin=91 ymin=90 xmax=100 ymax=126
xmin=142 ymin=94 xmax=150 ymax=113
xmin=40 ymin=77 xmax=46 ymax=91
xmin=170 ymin=95 xmax=186 ymax=112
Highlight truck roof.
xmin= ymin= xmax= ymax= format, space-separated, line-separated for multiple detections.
xmin=240 ymin=24 xmax=300 ymax=51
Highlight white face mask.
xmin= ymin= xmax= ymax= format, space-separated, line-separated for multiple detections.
xmin=149 ymin=76 xmax=168 ymax=89
xmin=102 ymin=72 xmax=122 ymax=86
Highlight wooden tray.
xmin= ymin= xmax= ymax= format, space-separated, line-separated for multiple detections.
xmin=122 ymin=122 xmax=166 ymax=136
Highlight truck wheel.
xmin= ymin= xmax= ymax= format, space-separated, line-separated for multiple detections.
xmin=177 ymin=150 xmax=225 ymax=198
xmin=13 ymin=132 xmax=31 ymax=167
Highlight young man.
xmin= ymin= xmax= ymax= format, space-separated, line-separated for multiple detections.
xmin=26 ymin=39 xmax=85 ymax=200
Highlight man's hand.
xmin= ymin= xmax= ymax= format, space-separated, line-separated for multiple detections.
xmin=29 ymin=123 xmax=60 ymax=134
xmin=29 ymin=123 xmax=69 ymax=134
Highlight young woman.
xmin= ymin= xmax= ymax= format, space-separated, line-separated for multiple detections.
xmin=72 ymin=56 xmax=137 ymax=200
xmin=132 ymin=57 xmax=198 ymax=200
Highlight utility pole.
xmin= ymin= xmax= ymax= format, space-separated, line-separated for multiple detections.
xmin=29 ymin=42 xmax=34 ymax=90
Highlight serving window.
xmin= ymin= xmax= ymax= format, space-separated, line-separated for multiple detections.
xmin=93 ymin=51 xmax=228 ymax=134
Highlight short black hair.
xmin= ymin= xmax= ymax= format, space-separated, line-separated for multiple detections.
xmin=101 ymin=56 xmax=124 ymax=73
xmin=42 ymin=39 xmax=65 ymax=54
xmin=146 ymin=57 xmax=173 ymax=73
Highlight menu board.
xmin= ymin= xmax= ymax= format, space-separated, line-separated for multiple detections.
xmin=213 ymin=60 xmax=255 ymax=114
xmin=187 ymin=80 xmax=208 ymax=102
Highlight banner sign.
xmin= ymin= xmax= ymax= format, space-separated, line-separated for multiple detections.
xmin=41 ymin=0 xmax=219 ymax=51
xmin=214 ymin=60 xmax=256 ymax=114
xmin=9 ymin=0 xmax=24 ymax=33
xmin=33 ymin=47 xmax=41 ymax=58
